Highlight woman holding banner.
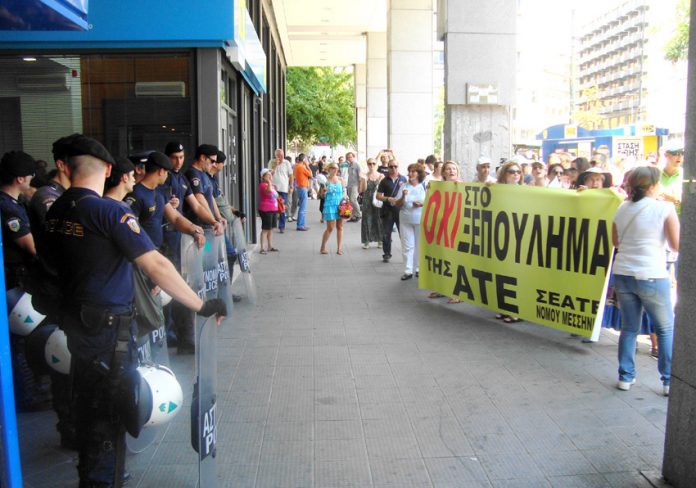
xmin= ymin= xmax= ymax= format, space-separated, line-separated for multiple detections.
xmin=612 ymin=166 xmax=679 ymax=396
xmin=494 ymin=160 xmax=524 ymax=322
xmin=428 ymin=161 xmax=462 ymax=302
xmin=394 ymin=163 xmax=426 ymax=280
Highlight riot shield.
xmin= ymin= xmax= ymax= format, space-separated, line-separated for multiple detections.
xmin=230 ymin=218 xmax=257 ymax=304
xmin=191 ymin=315 xmax=218 ymax=488
xmin=180 ymin=232 xmax=222 ymax=486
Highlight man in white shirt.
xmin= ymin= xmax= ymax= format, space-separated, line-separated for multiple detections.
xmin=473 ymin=156 xmax=496 ymax=184
xmin=268 ymin=148 xmax=293 ymax=232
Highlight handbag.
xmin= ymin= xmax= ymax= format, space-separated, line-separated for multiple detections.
xmin=372 ymin=189 xmax=383 ymax=208
xmin=277 ymin=195 xmax=285 ymax=214
xmin=338 ymin=198 xmax=353 ymax=219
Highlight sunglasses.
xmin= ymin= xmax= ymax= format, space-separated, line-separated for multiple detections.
xmin=552 ymin=170 xmax=564 ymax=175
xmin=506 ymin=169 xmax=521 ymax=174
xmin=388 ymin=165 xmax=398 ymax=169
xmin=368 ymin=163 xmax=376 ymax=166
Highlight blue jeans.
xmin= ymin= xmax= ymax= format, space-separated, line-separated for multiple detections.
xmin=296 ymin=187 xmax=308 ymax=228
xmin=278 ymin=191 xmax=288 ymax=229
xmin=614 ymin=274 xmax=673 ymax=385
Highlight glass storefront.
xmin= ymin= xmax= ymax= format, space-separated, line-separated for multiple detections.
xmin=0 ymin=52 xmax=194 ymax=163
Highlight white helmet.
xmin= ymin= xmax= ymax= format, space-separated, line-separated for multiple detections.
xmin=118 ymin=363 xmax=183 ymax=437
xmin=7 ymin=289 xmax=45 ymax=336
xmin=160 ymin=290 xmax=172 ymax=307
xmin=45 ymin=328 xmax=71 ymax=375
xmin=140 ymin=364 xmax=183 ymax=427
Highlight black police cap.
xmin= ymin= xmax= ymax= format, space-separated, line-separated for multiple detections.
xmin=217 ymin=150 xmax=227 ymax=164
xmin=52 ymin=133 xmax=82 ymax=162
xmin=195 ymin=144 xmax=218 ymax=159
xmin=164 ymin=141 xmax=185 ymax=156
xmin=114 ymin=157 xmax=135 ymax=174
xmin=147 ymin=151 xmax=173 ymax=171
xmin=62 ymin=134 xmax=116 ymax=165
xmin=0 ymin=151 xmax=36 ymax=177
xmin=128 ymin=150 xmax=152 ymax=167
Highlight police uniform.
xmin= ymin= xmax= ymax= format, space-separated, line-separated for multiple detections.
xmin=1 ymin=189 xmax=33 ymax=289
xmin=186 ymin=165 xmax=216 ymax=225
xmin=125 ymin=184 xmax=167 ymax=249
xmin=42 ymin=136 xmax=156 ymax=487
xmin=161 ymin=143 xmax=192 ymax=269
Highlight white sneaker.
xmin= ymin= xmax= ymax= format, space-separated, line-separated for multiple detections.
xmin=617 ymin=379 xmax=636 ymax=391
xmin=663 ymin=385 xmax=670 ymax=396
xmin=362 ymin=243 xmax=369 ymax=249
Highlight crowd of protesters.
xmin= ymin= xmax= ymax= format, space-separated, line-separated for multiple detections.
xmin=261 ymin=143 xmax=683 ymax=398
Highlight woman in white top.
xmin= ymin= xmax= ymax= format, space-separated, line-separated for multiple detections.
xmin=612 ymin=166 xmax=680 ymax=396
xmin=394 ymin=163 xmax=427 ymax=280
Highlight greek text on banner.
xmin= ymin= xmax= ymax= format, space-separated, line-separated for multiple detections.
xmin=418 ymin=182 xmax=622 ymax=338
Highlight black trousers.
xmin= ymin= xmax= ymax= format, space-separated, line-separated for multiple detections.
xmin=380 ymin=207 xmax=400 ymax=257
xmin=63 ymin=313 xmax=137 ymax=486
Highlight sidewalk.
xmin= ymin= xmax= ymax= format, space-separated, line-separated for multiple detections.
xmin=20 ymin=200 xmax=668 ymax=487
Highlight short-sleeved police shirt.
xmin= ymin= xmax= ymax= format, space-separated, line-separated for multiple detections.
xmin=186 ymin=166 xmax=215 ymax=217
xmin=28 ymin=181 xmax=66 ymax=250
xmin=125 ymin=183 xmax=167 ymax=248
xmin=44 ymin=187 xmax=156 ymax=310
xmin=163 ymin=171 xmax=193 ymax=205
xmin=0 ymin=191 xmax=32 ymax=265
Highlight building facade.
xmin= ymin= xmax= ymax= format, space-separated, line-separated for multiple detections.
xmin=0 ymin=0 xmax=287 ymax=241
xmin=576 ymin=0 xmax=687 ymax=137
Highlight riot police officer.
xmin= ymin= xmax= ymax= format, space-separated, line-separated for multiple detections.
xmin=40 ymin=135 xmax=226 ymax=488
xmin=1 ymin=150 xmax=52 ymax=412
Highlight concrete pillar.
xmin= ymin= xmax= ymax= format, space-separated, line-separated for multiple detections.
xmin=440 ymin=0 xmax=515 ymax=181
xmin=355 ymin=63 xmax=368 ymax=163
xmin=387 ymin=0 xmax=434 ymax=167
xmin=366 ymin=32 xmax=388 ymax=159
xmin=662 ymin=2 xmax=696 ymax=486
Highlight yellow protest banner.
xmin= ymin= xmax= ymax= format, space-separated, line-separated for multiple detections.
xmin=419 ymin=182 xmax=622 ymax=338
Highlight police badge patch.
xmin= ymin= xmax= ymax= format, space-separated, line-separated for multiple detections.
xmin=191 ymin=178 xmax=200 ymax=187
xmin=6 ymin=217 xmax=20 ymax=232
xmin=126 ymin=217 xmax=141 ymax=234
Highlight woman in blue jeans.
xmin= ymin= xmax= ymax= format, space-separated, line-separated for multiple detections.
xmin=612 ymin=166 xmax=680 ymax=396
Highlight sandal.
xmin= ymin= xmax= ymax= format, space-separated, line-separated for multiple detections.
xmin=336 ymin=250 xmax=343 ymax=255
xmin=259 ymin=250 xmax=267 ymax=255
xmin=428 ymin=292 xmax=444 ymax=299
xmin=268 ymin=247 xmax=279 ymax=252
xmin=447 ymin=298 xmax=461 ymax=304
xmin=495 ymin=314 xmax=505 ymax=320
xmin=320 ymin=249 xmax=328 ymax=255
xmin=503 ymin=316 xmax=522 ymax=323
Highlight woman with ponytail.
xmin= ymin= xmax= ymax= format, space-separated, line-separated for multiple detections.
xmin=612 ymin=166 xmax=680 ymax=396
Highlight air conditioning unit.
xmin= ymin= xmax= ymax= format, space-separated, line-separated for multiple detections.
xmin=16 ymin=74 xmax=68 ymax=91
xmin=135 ymin=81 xmax=186 ymax=97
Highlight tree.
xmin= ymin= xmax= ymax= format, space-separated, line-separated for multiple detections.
xmin=665 ymin=0 xmax=689 ymax=62
xmin=286 ymin=67 xmax=356 ymax=149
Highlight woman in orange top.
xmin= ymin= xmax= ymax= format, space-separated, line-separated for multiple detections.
xmin=293 ymin=154 xmax=312 ymax=230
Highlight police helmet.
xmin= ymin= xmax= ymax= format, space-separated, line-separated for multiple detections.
xmin=118 ymin=363 xmax=183 ymax=437
xmin=7 ymin=288 xmax=46 ymax=336
xmin=45 ymin=327 xmax=71 ymax=375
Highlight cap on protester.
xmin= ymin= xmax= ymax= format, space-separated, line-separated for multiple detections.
xmin=217 ymin=150 xmax=227 ymax=164
xmin=0 ymin=151 xmax=36 ymax=177
xmin=164 ymin=141 xmax=185 ymax=156
xmin=577 ymin=166 xmax=613 ymax=188
xmin=195 ymin=144 xmax=218 ymax=159
xmin=477 ymin=156 xmax=492 ymax=166
xmin=664 ymin=140 xmax=684 ymax=154
xmin=147 ymin=151 xmax=173 ymax=171
xmin=531 ymin=160 xmax=545 ymax=168
xmin=52 ymin=133 xmax=82 ymax=162
xmin=113 ymin=157 xmax=136 ymax=174
xmin=260 ymin=168 xmax=271 ymax=178
xmin=61 ymin=134 xmax=116 ymax=165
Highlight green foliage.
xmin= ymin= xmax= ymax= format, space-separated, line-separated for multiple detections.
xmin=664 ymin=0 xmax=690 ymax=62
xmin=286 ymin=67 xmax=356 ymax=147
